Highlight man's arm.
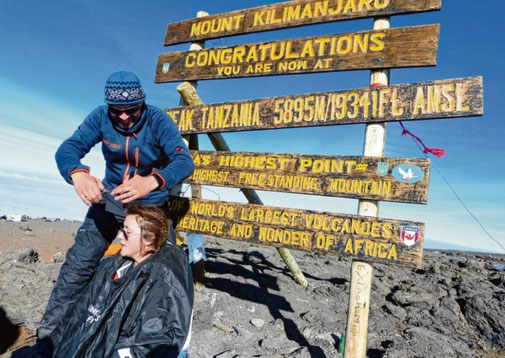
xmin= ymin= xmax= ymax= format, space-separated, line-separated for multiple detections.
xmin=55 ymin=107 xmax=104 ymax=205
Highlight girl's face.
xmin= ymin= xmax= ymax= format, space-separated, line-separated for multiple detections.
xmin=119 ymin=214 xmax=152 ymax=265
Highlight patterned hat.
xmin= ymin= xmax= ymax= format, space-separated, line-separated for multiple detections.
xmin=104 ymin=71 xmax=146 ymax=105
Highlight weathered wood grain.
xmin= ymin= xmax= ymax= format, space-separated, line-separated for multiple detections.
xmin=167 ymin=77 xmax=483 ymax=134
xmin=169 ymin=197 xmax=424 ymax=268
xmin=187 ymin=150 xmax=431 ymax=204
xmin=164 ymin=0 xmax=441 ymax=45
xmin=156 ymin=24 xmax=439 ymax=82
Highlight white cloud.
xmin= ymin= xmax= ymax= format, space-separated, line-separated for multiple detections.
xmin=0 ymin=123 xmax=106 ymax=220
xmin=0 ymin=124 xmax=105 ymax=180
xmin=0 ymin=169 xmax=62 ymax=185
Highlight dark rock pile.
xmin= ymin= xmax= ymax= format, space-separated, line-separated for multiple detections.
xmin=1 ymin=236 xmax=505 ymax=357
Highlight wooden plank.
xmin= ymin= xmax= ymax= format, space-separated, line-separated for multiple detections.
xmin=168 ymin=197 xmax=425 ymax=268
xmin=345 ymin=18 xmax=391 ymax=357
xmin=156 ymin=24 xmax=439 ymax=82
xmin=187 ymin=150 xmax=431 ymax=204
xmin=167 ymin=77 xmax=483 ymax=134
xmin=164 ymin=0 xmax=441 ymax=45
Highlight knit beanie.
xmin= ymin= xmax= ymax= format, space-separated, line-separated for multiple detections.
xmin=104 ymin=71 xmax=146 ymax=105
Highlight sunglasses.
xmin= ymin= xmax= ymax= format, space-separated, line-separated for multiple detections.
xmin=108 ymin=104 xmax=142 ymax=116
xmin=118 ymin=228 xmax=141 ymax=241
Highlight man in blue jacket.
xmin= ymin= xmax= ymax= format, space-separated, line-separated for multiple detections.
xmin=37 ymin=71 xmax=195 ymax=342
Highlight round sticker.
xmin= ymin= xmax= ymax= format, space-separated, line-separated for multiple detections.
xmin=392 ymin=164 xmax=424 ymax=184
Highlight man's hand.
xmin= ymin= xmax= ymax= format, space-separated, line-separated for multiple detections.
xmin=111 ymin=175 xmax=159 ymax=204
xmin=71 ymin=172 xmax=105 ymax=206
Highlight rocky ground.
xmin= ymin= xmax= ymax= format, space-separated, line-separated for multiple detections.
xmin=1 ymin=218 xmax=505 ymax=357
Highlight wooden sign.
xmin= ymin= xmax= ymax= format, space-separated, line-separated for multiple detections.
xmin=169 ymin=197 xmax=424 ymax=268
xmin=167 ymin=77 xmax=483 ymax=134
xmin=155 ymin=24 xmax=439 ymax=82
xmin=164 ymin=0 xmax=441 ymax=45
xmin=187 ymin=150 xmax=430 ymax=204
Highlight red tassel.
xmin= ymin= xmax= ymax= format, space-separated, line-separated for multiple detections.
xmin=398 ymin=121 xmax=446 ymax=158
xmin=424 ymin=147 xmax=446 ymax=158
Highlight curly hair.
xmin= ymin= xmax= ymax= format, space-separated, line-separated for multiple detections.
xmin=125 ymin=204 xmax=168 ymax=255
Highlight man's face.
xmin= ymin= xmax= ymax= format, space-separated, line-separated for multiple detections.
xmin=108 ymin=102 xmax=143 ymax=129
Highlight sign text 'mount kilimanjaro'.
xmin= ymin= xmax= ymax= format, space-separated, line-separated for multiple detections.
xmin=170 ymin=197 xmax=425 ymax=268
xmin=187 ymin=150 xmax=431 ymax=204
xmin=166 ymin=77 xmax=483 ymax=134
xmin=156 ymin=24 xmax=439 ymax=82
xmin=164 ymin=0 xmax=441 ymax=45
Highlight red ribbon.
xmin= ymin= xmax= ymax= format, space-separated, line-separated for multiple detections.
xmin=368 ymin=83 xmax=446 ymax=158
xmin=398 ymin=121 xmax=446 ymax=158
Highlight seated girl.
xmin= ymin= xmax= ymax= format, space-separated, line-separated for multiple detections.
xmin=50 ymin=204 xmax=193 ymax=357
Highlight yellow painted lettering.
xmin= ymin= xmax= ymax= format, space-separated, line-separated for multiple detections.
xmin=374 ymin=0 xmax=390 ymax=9
xmin=456 ymin=83 xmax=470 ymax=111
xmin=413 ymin=87 xmax=425 ymax=115
xmin=325 ymin=235 xmax=335 ymax=250
xmin=245 ymin=46 xmax=259 ymax=62
xmin=344 ymin=237 xmax=353 ymax=253
xmin=343 ymin=0 xmax=358 ymax=13
xmin=441 ymin=84 xmax=455 ymax=112
xmin=253 ymin=10 xmax=265 ymax=26
xmin=365 ymin=240 xmax=375 ymax=256
xmin=232 ymin=46 xmax=246 ymax=64
xmin=300 ymin=40 xmax=315 ymax=58
xmin=185 ymin=53 xmax=196 ymax=67
xmin=300 ymin=3 xmax=313 ymax=19
xmin=387 ymin=244 xmax=398 ymax=260
xmin=285 ymin=41 xmax=300 ymax=59
xmin=379 ymin=88 xmax=390 ymax=117
xmin=359 ymin=0 xmax=373 ymax=10
xmin=316 ymin=233 xmax=325 ymax=249
xmin=427 ymin=85 xmax=442 ymax=113
xmin=391 ymin=88 xmax=404 ymax=115
xmin=190 ymin=22 xmax=202 ymax=36
xmin=371 ymin=222 xmax=381 ymax=237
xmin=284 ymin=5 xmax=301 ymax=21
xmin=378 ymin=243 xmax=388 ymax=258
xmin=370 ymin=32 xmax=385 ymax=51
xmin=354 ymin=239 xmax=364 ymax=254
xmin=337 ymin=35 xmax=352 ymax=54
xmin=382 ymin=223 xmax=392 ymax=238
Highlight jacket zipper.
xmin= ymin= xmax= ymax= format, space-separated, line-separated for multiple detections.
xmin=122 ymin=136 xmax=130 ymax=182
xmin=134 ymin=147 xmax=139 ymax=176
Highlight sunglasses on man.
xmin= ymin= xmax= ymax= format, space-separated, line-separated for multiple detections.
xmin=108 ymin=103 xmax=142 ymax=117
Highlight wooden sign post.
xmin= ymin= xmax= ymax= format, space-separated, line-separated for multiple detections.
xmin=344 ymin=16 xmax=390 ymax=358
xmin=154 ymin=1 xmax=483 ymax=355
xmin=178 ymin=11 xmax=208 ymax=291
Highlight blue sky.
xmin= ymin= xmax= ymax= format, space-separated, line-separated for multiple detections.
xmin=0 ymin=0 xmax=503 ymax=253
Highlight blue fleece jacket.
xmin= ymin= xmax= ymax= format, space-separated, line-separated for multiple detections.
xmin=55 ymin=104 xmax=194 ymax=205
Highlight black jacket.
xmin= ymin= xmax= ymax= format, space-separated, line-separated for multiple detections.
xmin=51 ymin=243 xmax=193 ymax=357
